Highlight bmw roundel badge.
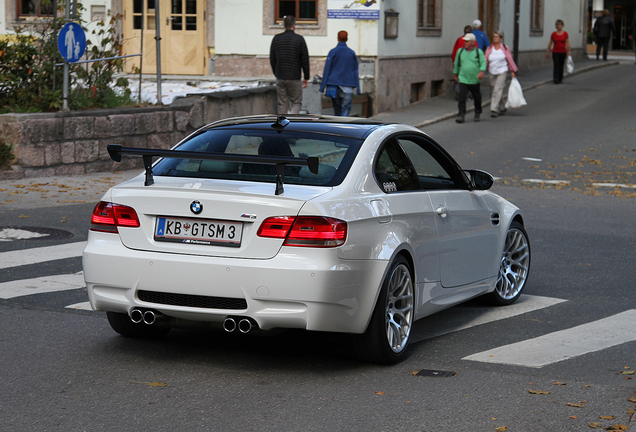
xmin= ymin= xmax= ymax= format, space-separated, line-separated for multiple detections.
xmin=190 ymin=200 xmax=203 ymax=214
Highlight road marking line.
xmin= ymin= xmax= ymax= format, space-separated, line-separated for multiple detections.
xmin=521 ymin=179 xmax=570 ymax=184
xmin=593 ymin=183 xmax=636 ymax=189
xmin=463 ymin=309 xmax=636 ymax=368
xmin=0 ymin=241 xmax=86 ymax=270
xmin=65 ymin=301 xmax=93 ymax=311
xmin=0 ymin=272 xmax=85 ymax=299
xmin=411 ymin=294 xmax=567 ymax=342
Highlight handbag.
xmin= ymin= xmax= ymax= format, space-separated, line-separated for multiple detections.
xmin=325 ymin=85 xmax=338 ymax=98
xmin=566 ymin=56 xmax=574 ymax=74
xmin=505 ymin=77 xmax=527 ymax=109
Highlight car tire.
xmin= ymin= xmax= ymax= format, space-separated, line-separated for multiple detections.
xmin=487 ymin=221 xmax=531 ymax=306
xmin=106 ymin=311 xmax=171 ymax=338
xmin=352 ymin=256 xmax=415 ymax=364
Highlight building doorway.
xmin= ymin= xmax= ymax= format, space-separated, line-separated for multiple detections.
xmin=479 ymin=0 xmax=498 ymax=41
xmin=122 ymin=0 xmax=207 ymax=75
xmin=613 ymin=4 xmax=635 ymax=50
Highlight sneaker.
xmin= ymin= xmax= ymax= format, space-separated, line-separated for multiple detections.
xmin=491 ymin=111 xmax=498 ymax=118
xmin=456 ymin=114 xmax=465 ymax=124
xmin=474 ymin=112 xmax=480 ymax=122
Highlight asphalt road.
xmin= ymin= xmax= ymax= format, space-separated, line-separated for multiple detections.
xmin=1 ymin=64 xmax=635 ymax=431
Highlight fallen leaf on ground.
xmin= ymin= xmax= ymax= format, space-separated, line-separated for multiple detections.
xmin=529 ymin=389 xmax=551 ymax=395
xmin=628 ymin=397 xmax=636 ymax=403
xmin=606 ymin=425 xmax=628 ymax=431
xmin=553 ymin=382 xmax=567 ymax=385
xmin=566 ymin=403 xmax=585 ymax=408
xmin=587 ymin=423 xmax=601 ymax=428
xmin=621 ymin=371 xmax=635 ymax=375
xmin=375 ymin=391 xmax=385 ymax=395
xmin=600 ymin=415 xmax=615 ymax=420
xmin=133 ymin=381 xmax=167 ymax=387
xmin=495 ymin=426 xmax=507 ymax=432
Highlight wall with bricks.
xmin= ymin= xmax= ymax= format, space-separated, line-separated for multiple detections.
xmin=0 ymin=98 xmax=206 ymax=180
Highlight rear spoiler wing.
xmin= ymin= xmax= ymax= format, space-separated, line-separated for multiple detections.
xmin=107 ymin=144 xmax=319 ymax=195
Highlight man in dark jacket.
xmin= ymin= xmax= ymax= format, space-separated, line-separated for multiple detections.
xmin=269 ymin=15 xmax=310 ymax=114
xmin=630 ymin=14 xmax=636 ymax=64
xmin=319 ymin=31 xmax=360 ymax=116
xmin=594 ymin=9 xmax=616 ymax=61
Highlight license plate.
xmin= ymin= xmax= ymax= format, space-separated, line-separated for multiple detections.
xmin=154 ymin=216 xmax=243 ymax=247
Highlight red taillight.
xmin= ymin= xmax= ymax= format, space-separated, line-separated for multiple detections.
xmin=257 ymin=216 xmax=347 ymax=248
xmin=257 ymin=216 xmax=295 ymax=238
xmin=90 ymin=201 xmax=140 ymax=233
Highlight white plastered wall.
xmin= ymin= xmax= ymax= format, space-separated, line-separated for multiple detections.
xmin=214 ymin=1 xmax=378 ymax=57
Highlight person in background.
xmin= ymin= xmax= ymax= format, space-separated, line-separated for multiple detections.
xmin=472 ymin=19 xmax=491 ymax=51
xmin=546 ymin=19 xmax=571 ymax=84
xmin=485 ymin=30 xmax=518 ymax=118
xmin=594 ymin=9 xmax=616 ymax=61
xmin=453 ymin=33 xmax=486 ymax=123
xmin=452 ymin=25 xmax=473 ymax=62
xmin=319 ymin=30 xmax=360 ymax=117
xmin=269 ymin=15 xmax=310 ymax=115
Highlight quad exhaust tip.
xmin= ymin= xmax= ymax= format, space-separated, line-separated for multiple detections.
xmin=130 ymin=308 xmax=160 ymax=325
xmin=223 ymin=317 xmax=258 ymax=333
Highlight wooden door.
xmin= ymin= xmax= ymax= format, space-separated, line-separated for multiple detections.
xmin=479 ymin=0 xmax=497 ymax=42
xmin=122 ymin=0 xmax=206 ymax=75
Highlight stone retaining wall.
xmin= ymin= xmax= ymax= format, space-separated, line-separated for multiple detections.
xmin=0 ymin=98 xmax=205 ymax=180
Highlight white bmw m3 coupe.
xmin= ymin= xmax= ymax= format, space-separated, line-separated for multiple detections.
xmin=83 ymin=115 xmax=530 ymax=364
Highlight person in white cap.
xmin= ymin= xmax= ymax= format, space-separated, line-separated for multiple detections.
xmin=472 ymin=19 xmax=490 ymax=51
xmin=453 ymin=33 xmax=486 ymax=123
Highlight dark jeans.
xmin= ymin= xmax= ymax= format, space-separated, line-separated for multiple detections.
xmin=331 ymin=89 xmax=353 ymax=116
xmin=457 ymin=83 xmax=482 ymax=115
xmin=552 ymin=52 xmax=566 ymax=83
xmin=596 ymin=36 xmax=610 ymax=60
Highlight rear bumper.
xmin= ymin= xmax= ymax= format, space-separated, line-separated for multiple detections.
xmin=83 ymin=232 xmax=389 ymax=334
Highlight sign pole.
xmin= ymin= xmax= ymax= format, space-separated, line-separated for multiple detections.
xmin=155 ymin=0 xmax=163 ymax=105
xmin=62 ymin=0 xmax=70 ymax=111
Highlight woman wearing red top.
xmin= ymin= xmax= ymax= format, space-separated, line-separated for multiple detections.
xmin=546 ymin=19 xmax=571 ymax=84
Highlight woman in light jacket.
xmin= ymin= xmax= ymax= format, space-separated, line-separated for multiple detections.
xmin=485 ymin=30 xmax=518 ymax=117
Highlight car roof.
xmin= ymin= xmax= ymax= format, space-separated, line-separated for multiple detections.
xmin=201 ymin=115 xmax=389 ymax=140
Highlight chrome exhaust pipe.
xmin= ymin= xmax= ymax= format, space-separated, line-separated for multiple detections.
xmin=130 ymin=308 xmax=143 ymax=324
xmin=143 ymin=310 xmax=156 ymax=325
xmin=223 ymin=317 xmax=237 ymax=333
xmin=238 ymin=319 xmax=253 ymax=334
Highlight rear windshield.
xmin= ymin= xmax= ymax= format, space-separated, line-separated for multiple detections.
xmin=152 ymin=128 xmax=363 ymax=186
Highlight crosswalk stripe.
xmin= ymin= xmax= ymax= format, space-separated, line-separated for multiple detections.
xmin=411 ymin=294 xmax=568 ymax=343
xmin=0 ymin=272 xmax=85 ymax=299
xmin=0 ymin=241 xmax=86 ymax=270
xmin=462 ymin=309 xmax=636 ymax=367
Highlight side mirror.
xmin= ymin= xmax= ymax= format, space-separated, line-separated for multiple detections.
xmin=463 ymin=170 xmax=494 ymax=190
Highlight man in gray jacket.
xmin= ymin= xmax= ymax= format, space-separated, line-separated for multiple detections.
xmin=594 ymin=9 xmax=616 ymax=61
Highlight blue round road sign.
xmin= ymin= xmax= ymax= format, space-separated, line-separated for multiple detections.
xmin=57 ymin=22 xmax=86 ymax=63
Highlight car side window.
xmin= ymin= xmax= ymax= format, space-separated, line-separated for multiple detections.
xmin=374 ymin=140 xmax=421 ymax=193
xmin=397 ymin=138 xmax=460 ymax=190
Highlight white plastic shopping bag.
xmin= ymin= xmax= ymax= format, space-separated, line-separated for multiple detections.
xmin=505 ymin=77 xmax=527 ymax=109
xmin=566 ymin=55 xmax=574 ymax=74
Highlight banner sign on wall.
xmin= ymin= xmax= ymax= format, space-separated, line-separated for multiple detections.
xmin=327 ymin=0 xmax=379 ymax=19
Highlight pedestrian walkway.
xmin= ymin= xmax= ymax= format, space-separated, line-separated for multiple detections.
xmin=370 ymin=57 xmax=621 ymax=128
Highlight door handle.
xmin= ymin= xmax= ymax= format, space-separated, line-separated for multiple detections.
xmin=166 ymin=16 xmax=173 ymax=25
xmin=436 ymin=206 xmax=449 ymax=218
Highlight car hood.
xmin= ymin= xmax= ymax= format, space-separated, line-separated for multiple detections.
xmin=104 ymin=174 xmax=332 ymax=259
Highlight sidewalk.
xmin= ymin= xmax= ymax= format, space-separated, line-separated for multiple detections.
xmin=370 ymin=56 xmax=621 ymax=128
